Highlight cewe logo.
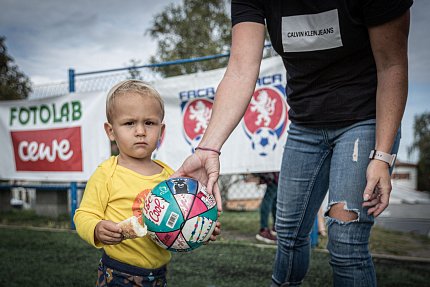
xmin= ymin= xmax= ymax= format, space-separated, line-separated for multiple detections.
xmin=243 ymin=86 xmax=288 ymax=156
xmin=11 ymin=127 xmax=83 ymax=171
xmin=182 ymin=98 xmax=213 ymax=152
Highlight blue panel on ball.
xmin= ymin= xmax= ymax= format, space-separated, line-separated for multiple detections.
xmin=166 ymin=177 xmax=198 ymax=195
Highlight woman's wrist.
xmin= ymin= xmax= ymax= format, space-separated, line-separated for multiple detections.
xmin=195 ymin=146 xmax=221 ymax=155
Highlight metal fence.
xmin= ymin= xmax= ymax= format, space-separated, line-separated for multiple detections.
xmin=29 ymin=43 xmax=276 ymax=99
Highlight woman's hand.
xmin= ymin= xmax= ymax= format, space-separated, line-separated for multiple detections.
xmin=172 ymin=149 xmax=223 ymax=212
xmin=362 ymin=160 xmax=392 ymax=217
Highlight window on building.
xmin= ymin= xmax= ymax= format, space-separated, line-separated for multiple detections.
xmin=392 ymin=173 xmax=410 ymax=180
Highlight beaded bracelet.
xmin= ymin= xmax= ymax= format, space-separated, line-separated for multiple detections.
xmin=195 ymin=146 xmax=221 ymax=155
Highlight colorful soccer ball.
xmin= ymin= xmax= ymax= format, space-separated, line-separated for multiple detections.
xmin=143 ymin=177 xmax=218 ymax=252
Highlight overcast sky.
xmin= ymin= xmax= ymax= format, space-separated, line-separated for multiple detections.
xmin=0 ymin=0 xmax=182 ymax=84
xmin=0 ymin=0 xmax=429 ymax=162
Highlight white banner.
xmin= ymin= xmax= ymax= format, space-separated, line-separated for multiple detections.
xmin=0 ymin=57 xmax=288 ymax=181
xmin=153 ymin=56 xmax=288 ymax=174
xmin=0 ymin=91 xmax=110 ymax=181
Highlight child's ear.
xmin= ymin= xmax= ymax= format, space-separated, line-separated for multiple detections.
xmin=104 ymin=122 xmax=115 ymax=141
xmin=160 ymin=123 xmax=165 ymax=137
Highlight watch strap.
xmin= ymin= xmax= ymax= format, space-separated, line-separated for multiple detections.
xmin=369 ymin=150 xmax=396 ymax=167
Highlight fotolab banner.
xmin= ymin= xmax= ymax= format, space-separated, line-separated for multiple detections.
xmin=152 ymin=56 xmax=288 ymax=174
xmin=0 ymin=91 xmax=110 ymax=181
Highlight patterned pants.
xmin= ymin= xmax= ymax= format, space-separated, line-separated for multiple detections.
xmin=97 ymin=254 xmax=167 ymax=287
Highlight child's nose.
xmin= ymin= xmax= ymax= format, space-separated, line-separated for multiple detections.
xmin=135 ymin=124 xmax=146 ymax=135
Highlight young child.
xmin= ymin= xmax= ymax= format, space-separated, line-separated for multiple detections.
xmin=74 ymin=80 xmax=173 ymax=287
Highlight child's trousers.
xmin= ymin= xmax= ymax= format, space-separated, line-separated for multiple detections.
xmin=97 ymin=252 xmax=167 ymax=287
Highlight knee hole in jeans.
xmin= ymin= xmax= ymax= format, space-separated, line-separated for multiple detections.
xmin=327 ymin=202 xmax=358 ymax=222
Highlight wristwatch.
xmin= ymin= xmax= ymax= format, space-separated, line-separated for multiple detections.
xmin=369 ymin=150 xmax=397 ymax=167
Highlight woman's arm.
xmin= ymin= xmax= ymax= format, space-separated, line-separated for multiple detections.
xmin=172 ymin=22 xmax=266 ymax=210
xmin=363 ymin=10 xmax=410 ymax=216
xmin=200 ymin=22 xmax=267 ymax=149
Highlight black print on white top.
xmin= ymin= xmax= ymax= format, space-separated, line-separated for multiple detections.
xmin=282 ymin=9 xmax=343 ymax=52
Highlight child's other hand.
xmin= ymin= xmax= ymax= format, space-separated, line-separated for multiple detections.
xmin=209 ymin=219 xmax=221 ymax=242
xmin=95 ymin=220 xmax=123 ymax=245
xmin=206 ymin=211 xmax=221 ymax=243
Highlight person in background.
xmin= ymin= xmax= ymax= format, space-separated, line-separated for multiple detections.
xmin=172 ymin=0 xmax=412 ymax=286
xmin=74 ymin=80 xmax=220 ymax=286
xmin=253 ymin=172 xmax=279 ymax=244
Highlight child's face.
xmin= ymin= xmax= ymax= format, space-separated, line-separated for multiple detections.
xmin=104 ymin=92 xmax=164 ymax=162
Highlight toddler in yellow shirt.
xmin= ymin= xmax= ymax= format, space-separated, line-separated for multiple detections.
xmin=74 ymin=80 xmax=173 ymax=286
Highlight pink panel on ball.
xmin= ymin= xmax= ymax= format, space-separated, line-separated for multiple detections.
xmin=174 ymin=193 xmax=195 ymax=218
xmin=156 ymin=230 xmax=180 ymax=247
xmin=187 ymin=196 xmax=208 ymax=219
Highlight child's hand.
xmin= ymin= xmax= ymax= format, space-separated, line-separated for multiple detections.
xmin=208 ymin=211 xmax=222 ymax=243
xmin=95 ymin=220 xmax=123 ymax=245
xmin=209 ymin=220 xmax=222 ymax=242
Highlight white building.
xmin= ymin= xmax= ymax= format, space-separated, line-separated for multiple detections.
xmin=377 ymin=160 xmax=430 ymax=236
xmin=392 ymin=161 xmax=418 ymax=191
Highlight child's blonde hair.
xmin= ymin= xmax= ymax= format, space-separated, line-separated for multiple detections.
xmin=106 ymin=80 xmax=165 ymax=123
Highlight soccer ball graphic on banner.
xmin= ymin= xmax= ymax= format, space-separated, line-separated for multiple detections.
xmin=251 ymin=127 xmax=278 ymax=156
xmin=143 ymin=177 xmax=218 ymax=252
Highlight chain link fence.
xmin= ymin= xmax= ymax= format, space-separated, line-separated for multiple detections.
xmin=30 ymin=71 xmax=162 ymax=100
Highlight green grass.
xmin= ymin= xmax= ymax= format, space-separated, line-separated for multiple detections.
xmin=0 ymin=209 xmax=70 ymax=229
xmin=220 ymin=211 xmax=430 ymax=259
xmin=1 ymin=210 xmax=429 ymax=286
xmin=1 ymin=227 xmax=429 ymax=287
xmin=0 ymin=227 xmax=101 ymax=286
xmin=2 ymin=209 xmax=430 ymax=257
xmin=369 ymin=227 xmax=430 ymax=257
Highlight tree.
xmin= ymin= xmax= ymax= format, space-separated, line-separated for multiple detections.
xmin=408 ymin=112 xmax=430 ymax=191
xmin=0 ymin=36 xmax=32 ymax=101
xmin=146 ymin=0 xmax=231 ymax=77
xmin=127 ymin=59 xmax=143 ymax=80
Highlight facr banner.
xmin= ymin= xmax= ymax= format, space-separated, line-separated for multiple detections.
xmin=153 ymin=56 xmax=288 ymax=174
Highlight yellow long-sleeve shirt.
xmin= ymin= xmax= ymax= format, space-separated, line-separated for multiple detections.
xmin=74 ymin=156 xmax=173 ymax=269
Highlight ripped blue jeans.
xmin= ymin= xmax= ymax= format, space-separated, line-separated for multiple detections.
xmin=272 ymin=119 xmax=400 ymax=287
